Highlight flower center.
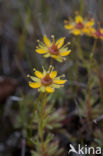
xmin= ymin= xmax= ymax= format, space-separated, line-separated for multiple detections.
xmin=41 ymin=74 xmax=53 ymax=86
xmin=95 ymin=29 xmax=103 ymax=37
xmin=49 ymin=44 xmax=59 ymax=55
xmin=75 ymin=22 xmax=84 ymax=29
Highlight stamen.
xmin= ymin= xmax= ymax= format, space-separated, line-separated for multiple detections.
xmin=27 ymin=74 xmax=30 ymax=77
xmin=75 ymin=11 xmax=79 ymax=15
xmin=33 ymin=68 xmax=36 ymax=71
xmin=51 ymin=35 xmax=55 ymax=44
xmin=59 ymin=74 xmax=65 ymax=78
xmin=62 ymin=42 xmax=71 ymax=48
xmin=68 ymin=42 xmax=71 ymax=45
xmin=39 ymin=42 xmax=44 ymax=46
xmin=64 ymin=20 xmax=69 ymax=24
xmin=48 ymin=65 xmax=54 ymax=73
xmin=42 ymin=66 xmax=45 ymax=71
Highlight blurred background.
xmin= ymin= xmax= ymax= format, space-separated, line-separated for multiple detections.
xmin=0 ymin=0 xmax=103 ymax=156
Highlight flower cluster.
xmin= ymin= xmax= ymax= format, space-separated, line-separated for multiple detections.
xmin=28 ymin=35 xmax=70 ymax=93
xmin=64 ymin=14 xmax=95 ymax=36
xmin=28 ymin=12 xmax=103 ymax=93
xmin=36 ymin=35 xmax=71 ymax=62
xmin=28 ymin=66 xmax=66 ymax=93
xmin=93 ymin=28 xmax=103 ymax=40
xmin=64 ymin=13 xmax=103 ymax=40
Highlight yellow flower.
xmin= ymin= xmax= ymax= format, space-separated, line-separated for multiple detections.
xmin=64 ymin=14 xmax=95 ymax=36
xmin=28 ymin=66 xmax=67 ymax=93
xmin=93 ymin=28 xmax=103 ymax=40
xmin=36 ymin=35 xmax=71 ymax=62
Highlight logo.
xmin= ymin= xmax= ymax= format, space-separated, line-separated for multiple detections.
xmin=68 ymin=144 xmax=102 ymax=155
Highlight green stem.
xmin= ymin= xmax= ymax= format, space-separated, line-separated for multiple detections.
xmin=85 ymin=40 xmax=97 ymax=131
xmin=29 ymin=93 xmax=42 ymax=138
xmin=100 ymin=85 xmax=103 ymax=109
xmin=90 ymin=39 xmax=97 ymax=60
xmin=50 ymin=57 xmax=53 ymax=66
xmin=85 ymin=66 xmax=93 ymax=132
xmin=80 ymin=0 xmax=85 ymax=16
xmin=77 ymin=36 xmax=84 ymax=61
xmin=39 ymin=92 xmax=47 ymax=154
xmin=97 ymin=69 xmax=103 ymax=110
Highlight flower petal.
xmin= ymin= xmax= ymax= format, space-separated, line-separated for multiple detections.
xmin=59 ymin=47 xmax=68 ymax=52
xmin=50 ymin=71 xmax=57 ymax=78
xmin=51 ymin=84 xmax=61 ymax=88
xmin=35 ymin=71 xmax=43 ymax=78
xmin=75 ymin=15 xmax=83 ymax=23
xmin=46 ymin=87 xmax=54 ymax=93
xmin=51 ymin=55 xmax=63 ymax=62
xmin=29 ymin=76 xmax=40 ymax=82
xmin=51 ymin=55 xmax=58 ymax=59
xmin=72 ymin=29 xmax=81 ymax=35
xmin=36 ymin=48 xmax=48 ymax=54
xmin=29 ymin=82 xmax=41 ymax=88
xmin=85 ymin=19 xmax=94 ymax=27
xmin=64 ymin=24 xmax=74 ymax=30
xmin=100 ymin=28 xmax=103 ymax=34
xmin=60 ymin=50 xmax=71 ymax=56
xmin=56 ymin=37 xmax=65 ymax=48
xmin=39 ymin=86 xmax=46 ymax=92
xmin=44 ymin=53 xmax=50 ymax=58
xmin=43 ymin=35 xmax=52 ymax=47
xmin=56 ymin=38 xmax=65 ymax=49
xmin=54 ymin=79 xmax=66 ymax=84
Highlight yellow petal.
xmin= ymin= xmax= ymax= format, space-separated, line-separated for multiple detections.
xmin=64 ymin=24 xmax=74 ymax=30
xmin=44 ymin=53 xmax=50 ymax=58
xmin=51 ymin=55 xmax=63 ymax=62
xmin=91 ymin=28 xmax=96 ymax=33
xmin=50 ymin=71 xmax=57 ymax=78
xmin=46 ymin=87 xmax=54 ymax=93
xmin=51 ymin=84 xmax=60 ymax=88
xmin=72 ymin=29 xmax=81 ymax=35
xmin=35 ymin=71 xmax=43 ymax=78
xmin=60 ymin=50 xmax=71 ymax=56
xmin=100 ymin=28 xmax=103 ymax=34
xmin=29 ymin=76 xmax=40 ymax=82
xmin=75 ymin=15 xmax=83 ymax=23
xmin=54 ymin=79 xmax=66 ymax=84
xmin=29 ymin=82 xmax=41 ymax=88
xmin=43 ymin=35 xmax=52 ymax=47
xmin=56 ymin=58 xmax=63 ymax=62
xmin=82 ymin=28 xmax=89 ymax=34
xmin=85 ymin=20 xmax=94 ymax=27
xmin=36 ymin=48 xmax=48 ymax=54
xmin=51 ymin=55 xmax=58 ymax=59
xmin=56 ymin=38 xmax=65 ymax=49
xmin=39 ymin=86 xmax=45 ymax=92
